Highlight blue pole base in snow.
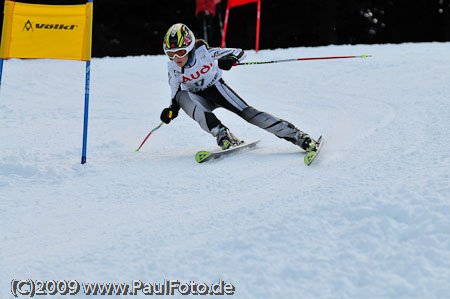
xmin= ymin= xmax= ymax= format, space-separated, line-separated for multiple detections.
xmin=81 ymin=60 xmax=91 ymax=164
xmin=0 ymin=58 xmax=4 ymax=91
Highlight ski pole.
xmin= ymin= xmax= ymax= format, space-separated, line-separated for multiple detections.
xmin=135 ymin=122 xmax=164 ymax=152
xmin=234 ymin=54 xmax=371 ymax=66
xmin=135 ymin=111 xmax=172 ymax=152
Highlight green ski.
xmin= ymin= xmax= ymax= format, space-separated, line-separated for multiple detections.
xmin=304 ymin=136 xmax=323 ymax=166
xmin=195 ymin=140 xmax=261 ymax=163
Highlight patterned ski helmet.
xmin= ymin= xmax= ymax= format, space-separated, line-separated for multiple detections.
xmin=163 ymin=23 xmax=196 ymax=59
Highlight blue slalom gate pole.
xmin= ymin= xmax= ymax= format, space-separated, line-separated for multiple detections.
xmin=81 ymin=0 xmax=93 ymax=164
xmin=81 ymin=60 xmax=90 ymax=164
xmin=0 ymin=59 xmax=4 ymax=91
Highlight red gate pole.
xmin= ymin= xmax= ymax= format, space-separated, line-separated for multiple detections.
xmin=221 ymin=0 xmax=260 ymax=51
xmin=221 ymin=6 xmax=230 ymax=48
xmin=255 ymin=0 xmax=260 ymax=52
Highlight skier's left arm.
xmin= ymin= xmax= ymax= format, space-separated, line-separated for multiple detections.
xmin=209 ymin=47 xmax=246 ymax=71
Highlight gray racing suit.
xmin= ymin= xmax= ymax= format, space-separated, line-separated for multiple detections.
xmin=166 ymin=44 xmax=306 ymax=145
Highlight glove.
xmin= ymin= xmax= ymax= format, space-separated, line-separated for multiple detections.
xmin=160 ymin=107 xmax=178 ymax=124
xmin=218 ymin=56 xmax=238 ymax=71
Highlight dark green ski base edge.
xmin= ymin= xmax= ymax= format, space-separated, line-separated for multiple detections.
xmin=195 ymin=140 xmax=261 ymax=163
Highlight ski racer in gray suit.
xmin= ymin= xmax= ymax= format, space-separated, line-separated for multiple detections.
xmin=161 ymin=23 xmax=318 ymax=152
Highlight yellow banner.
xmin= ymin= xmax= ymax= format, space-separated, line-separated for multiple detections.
xmin=0 ymin=1 xmax=93 ymax=61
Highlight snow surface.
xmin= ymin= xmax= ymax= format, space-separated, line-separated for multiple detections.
xmin=1 ymin=42 xmax=450 ymax=298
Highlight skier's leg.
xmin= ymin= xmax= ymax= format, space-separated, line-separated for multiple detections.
xmin=208 ymin=81 xmax=316 ymax=151
xmin=241 ymin=106 xmax=315 ymax=150
xmin=175 ymin=90 xmax=220 ymax=133
xmin=175 ymin=90 xmax=239 ymax=149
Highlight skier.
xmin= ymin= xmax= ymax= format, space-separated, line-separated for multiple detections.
xmin=160 ymin=23 xmax=318 ymax=152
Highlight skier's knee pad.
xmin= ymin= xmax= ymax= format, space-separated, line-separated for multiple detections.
xmin=241 ymin=106 xmax=261 ymax=123
xmin=242 ymin=106 xmax=275 ymax=128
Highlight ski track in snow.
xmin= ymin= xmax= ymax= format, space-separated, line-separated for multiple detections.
xmin=1 ymin=43 xmax=450 ymax=298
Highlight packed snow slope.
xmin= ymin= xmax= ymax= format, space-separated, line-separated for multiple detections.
xmin=1 ymin=42 xmax=450 ymax=298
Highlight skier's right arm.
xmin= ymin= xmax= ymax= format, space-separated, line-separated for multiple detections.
xmin=160 ymin=105 xmax=178 ymax=124
xmin=161 ymin=72 xmax=181 ymax=124
xmin=160 ymin=90 xmax=181 ymax=124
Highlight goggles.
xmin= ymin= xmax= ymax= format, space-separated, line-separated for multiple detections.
xmin=166 ymin=48 xmax=188 ymax=60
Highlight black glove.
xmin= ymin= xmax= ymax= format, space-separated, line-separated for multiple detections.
xmin=218 ymin=56 xmax=238 ymax=71
xmin=160 ymin=107 xmax=179 ymax=124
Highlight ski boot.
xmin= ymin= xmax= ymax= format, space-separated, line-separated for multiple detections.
xmin=211 ymin=125 xmax=242 ymax=150
xmin=294 ymin=130 xmax=318 ymax=152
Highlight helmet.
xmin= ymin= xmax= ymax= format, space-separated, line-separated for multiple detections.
xmin=163 ymin=23 xmax=196 ymax=60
